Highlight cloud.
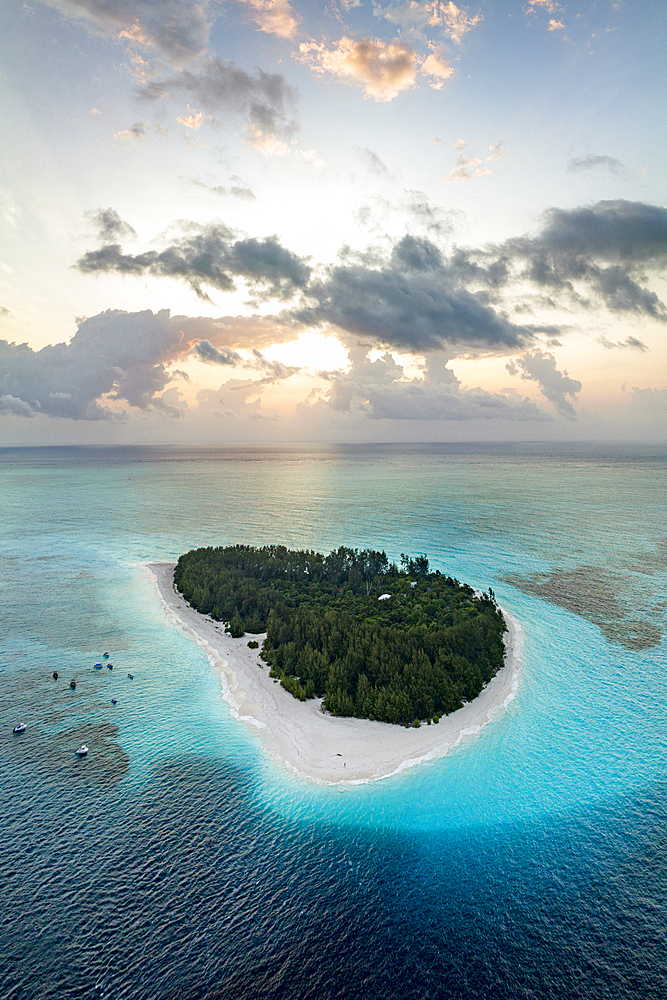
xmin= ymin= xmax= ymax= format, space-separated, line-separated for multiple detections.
xmin=506 ymin=350 xmax=581 ymax=419
xmin=75 ymin=222 xmax=311 ymax=301
xmin=114 ymin=121 xmax=146 ymax=141
xmin=444 ymin=138 xmax=504 ymax=181
xmin=235 ymin=0 xmax=300 ymax=39
xmin=294 ymin=234 xmax=532 ymax=353
xmin=499 ymin=200 xmax=667 ymax=319
xmin=176 ymin=104 xmax=206 ymax=129
xmin=86 ymin=207 xmax=137 ymax=242
xmin=421 ymin=45 xmax=454 ymax=88
xmin=42 ymin=0 xmax=215 ymax=69
xmin=299 ymin=36 xmax=419 ymax=102
xmin=307 ymin=348 xmax=549 ymax=422
xmin=374 ymin=1 xmax=483 ymax=45
xmin=547 ymin=19 xmax=565 ymax=30
xmin=138 ymin=57 xmax=297 ymax=141
xmin=598 ymin=335 xmax=648 ymax=352
xmin=0 ymin=308 xmax=296 ymax=421
xmin=245 ymin=122 xmax=289 ymax=156
xmin=186 ymin=177 xmax=256 ymax=200
xmin=567 ymin=154 xmax=624 ymax=175
xmin=191 ymin=340 xmax=243 ymax=366
xmin=524 ymin=0 xmax=559 ymax=15
xmin=0 ymin=309 xmax=185 ymax=420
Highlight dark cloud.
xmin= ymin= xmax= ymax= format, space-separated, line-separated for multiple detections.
xmin=500 ymin=200 xmax=667 ymax=320
xmin=192 ymin=340 xmax=242 ymax=366
xmin=87 ymin=207 xmax=137 ymax=242
xmin=295 ymin=234 xmax=532 ymax=353
xmin=598 ymin=335 xmax=648 ymax=352
xmin=567 ymin=155 xmax=624 ymax=175
xmin=506 ymin=351 xmax=581 ymax=419
xmin=76 ymin=223 xmax=311 ymax=301
xmin=44 ymin=0 xmax=214 ymax=68
xmin=138 ymin=57 xmax=297 ymax=139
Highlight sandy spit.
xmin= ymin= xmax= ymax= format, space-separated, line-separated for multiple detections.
xmin=145 ymin=562 xmax=523 ymax=786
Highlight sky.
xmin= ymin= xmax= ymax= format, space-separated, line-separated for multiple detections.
xmin=1 ymin=0 xmax=666 ymax=445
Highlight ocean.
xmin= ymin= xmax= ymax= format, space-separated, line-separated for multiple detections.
xmin=1 ymin=442 xmax=666 ymax=999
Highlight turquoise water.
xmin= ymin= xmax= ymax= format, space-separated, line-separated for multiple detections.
xmin=2 ymin=443 xmax=667 ymax=998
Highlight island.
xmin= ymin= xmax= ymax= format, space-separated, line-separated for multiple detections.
xmin=175 ymin=544 xmax=507 ymax=727
xmin=146 ymin=546 xmax=523 ymax=784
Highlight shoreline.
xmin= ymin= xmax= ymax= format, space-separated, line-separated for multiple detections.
xmin=145 ymin=562 xmax=523 ymax=786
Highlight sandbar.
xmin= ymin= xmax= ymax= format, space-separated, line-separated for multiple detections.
xmin=146 ymin=562 xmax=523 ymax=785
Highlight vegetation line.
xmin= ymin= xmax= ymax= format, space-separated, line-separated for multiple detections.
xmin=174 ymin=545 xmax=507 ymax=727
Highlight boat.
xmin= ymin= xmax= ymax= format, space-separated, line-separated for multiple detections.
xmin=70 ymin=679 xmax=76 ymax=689
xmin=107 ymin=664 xmax=113 ymax=670
xmin=53 ymin=671 xmax=58 ymax=680
xmin=13 ymin=723 xmax=26 ymax=734
xmin=75 ymin=745 xmax=89 ymax=757
xmin=127 ymin=673 xmax=134 ymax=679
xmin=94 ymin=663 xmax=103 ymax=669
xmin=103 ymin=652 xmax=109 ymax=658
xmin=111 ymin=698 xmax=117 ymax=705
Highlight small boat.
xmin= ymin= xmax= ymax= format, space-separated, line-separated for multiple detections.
xmin=94 ymin=663 xmax=103 ymax=669
xmin=127 ymin=673 xmax=134 ymax=679
xmin=103 ymin=652 xmax=109 ymax=658
xmin=13 ymin=723 xmax=26 ymax=734
xmin=111 ymin=698 xmax=117 ymax=705
xmin=70 ymin=679 xmax=76 ymax=689
xmin=75 ymin=745 xmax=88 ymax=757
xmin=107 ymin=664 xmax=113 ymax=671
xmin=53 ymin=671 xmax=58 ymax=680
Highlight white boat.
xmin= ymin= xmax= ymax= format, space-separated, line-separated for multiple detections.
xmin=75 ymin=745 xmax=89 ymax=757
xmin=13 ymin=723 xmax=26 ymax=734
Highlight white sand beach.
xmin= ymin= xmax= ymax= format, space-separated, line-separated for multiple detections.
xmin=146 ymin=562 xmax=523 ymax=785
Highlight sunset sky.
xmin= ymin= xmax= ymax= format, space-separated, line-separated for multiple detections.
xmin=1 ymin=0 xmax=666 ymax=444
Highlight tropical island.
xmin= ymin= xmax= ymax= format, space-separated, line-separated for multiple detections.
xmin=173 ymin=544 xmax=507 ymax=728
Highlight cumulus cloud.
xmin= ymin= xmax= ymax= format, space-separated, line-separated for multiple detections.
xmin=506 ymin=351 xmax=581 ymax=419
xmin=0 ymin=309 xmax=296 ymax=421
xmin=567 ymin=154 xmax=624 ymax=175
xmin=299 ymin=36 xmax=418 ymax=102
xmin=236 ymin=0 xmax=300 ymax=39
xmin=138 ymin=57 xmax=297 ymax=141
xmin=308 ymin=348 xmax=549 ymax=422
xmin=75 ymin=221 xmax=311 ymax=302
xmin=0 ymin=309 xmax=184 ymax=420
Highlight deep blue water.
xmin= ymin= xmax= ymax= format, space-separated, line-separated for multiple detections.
xmin=1 ymin=443 xmax=666 ymax=998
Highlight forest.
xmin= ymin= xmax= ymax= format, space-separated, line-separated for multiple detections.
xmin=174 ymin=544 xmax=507 ymax=726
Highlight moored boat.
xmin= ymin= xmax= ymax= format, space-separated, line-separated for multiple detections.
xmin=13 ymin=723 xmax=26 ymax=734
xmin=75 ymin=745 xmax=88 ymax=757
